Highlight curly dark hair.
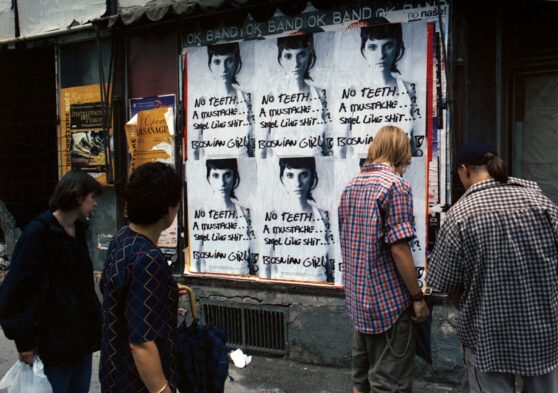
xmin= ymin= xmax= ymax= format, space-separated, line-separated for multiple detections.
xmin=49 ymin=170 xmax=102 ymax=211
xmin=125 ymin=162 xmax=180 ymax=225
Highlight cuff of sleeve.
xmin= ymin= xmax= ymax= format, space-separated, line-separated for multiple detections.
xmin=385 ymin=222 xmax=415 ymax=244
xmin=14 ymin=335 xmax=37 ymax=353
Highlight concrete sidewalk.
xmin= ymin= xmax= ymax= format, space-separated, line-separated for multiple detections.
xmin=0 ymin=329 xmax=462 ymax=393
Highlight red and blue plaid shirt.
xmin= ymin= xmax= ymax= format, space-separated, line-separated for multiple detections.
xmin=339 ymin=163 xmax=415 ymax=334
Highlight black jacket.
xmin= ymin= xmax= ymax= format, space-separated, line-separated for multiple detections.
xmin=0 ymin=210 xmax=102 ymax=366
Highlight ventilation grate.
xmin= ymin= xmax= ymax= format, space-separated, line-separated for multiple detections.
xmin=200 ymin=301 xmax=288 ymax=355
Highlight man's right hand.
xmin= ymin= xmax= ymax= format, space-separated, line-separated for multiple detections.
xmin=411 ymin=299 xmax=430 ymax=323
xmin=18 ymin=349 xmax=35 ymax=366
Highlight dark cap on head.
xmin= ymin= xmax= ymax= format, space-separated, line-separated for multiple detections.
xmin=455 ymin=140 xmax=497 ymax=167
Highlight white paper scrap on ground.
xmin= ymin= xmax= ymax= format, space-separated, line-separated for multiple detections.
xmin=230 ymin=348 xmax=252 ymax=368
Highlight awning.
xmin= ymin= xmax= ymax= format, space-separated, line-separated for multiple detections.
xmin=115 ymin=0 xmax=317 ymax=26
xmin=0 ymin=0 xmax=107 ymax=43
xmin=0 ymin=0 xmax=16 ymax=41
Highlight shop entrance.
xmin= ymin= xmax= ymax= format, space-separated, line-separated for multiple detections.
xmin=504 ymin=3 xmax=558 ymax=203
xmin=0 ymin=46 xmax=58 ymax=229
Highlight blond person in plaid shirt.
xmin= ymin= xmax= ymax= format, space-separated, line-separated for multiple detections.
xmin=339 ymin=125 xmax=429 ymax=393
xmin=427 ymin=141 xmax=558 ymax=393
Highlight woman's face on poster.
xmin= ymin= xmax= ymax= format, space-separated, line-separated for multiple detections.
xmin=363 ymin=37 xmax=397 ymax=72
xmin=281 ymin=167 xmax=313 ymax=198
xmin=280 ymin=48 xmax=310 ymax=78
xmin=208 ymin=168 xmax=236 ymax=196
xmin=209 ymin=54 xmax=237 ymax=83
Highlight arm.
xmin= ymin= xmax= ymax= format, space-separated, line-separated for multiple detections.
xmin=390 ymin=241 xmax=429 ymax=322
xmin=426 ymin=212 xmax=465 ymax=307
xmin=130 ymin=341 xmax=171 ymax=393
xmin=242 ymin=207 xmax=258 ymax=275
xmin=0 ymin=222 xmax=44 ymax=361
xmin=403 ymin=80 xmax=419 ymax=157
xmin=391 ymin=241 xmax=421 ymax=298
xmin=316 ymin=87 xmax=333 ymax=157
xmin=242 ymin=91 xmax=255 ymax=158
xmin=384 ymin=183 xmax=429 ymax=322
xmin=126 ymin=251 xmax=174 ymax=391
xmin=318 ymin=208 xmax=334 ymax=283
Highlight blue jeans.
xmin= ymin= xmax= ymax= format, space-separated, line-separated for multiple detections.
xmin=43 ymin=354 xmax=92 ymax=393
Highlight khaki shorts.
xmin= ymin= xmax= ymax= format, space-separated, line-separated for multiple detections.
xmin=352 ymin=309 xmax=415 ymax=393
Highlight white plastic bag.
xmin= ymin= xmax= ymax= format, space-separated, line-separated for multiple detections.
xmin=0 ymin=356 xmax=53 ymax=393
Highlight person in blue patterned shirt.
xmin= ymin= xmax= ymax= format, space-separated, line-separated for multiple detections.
xmin=100 ymin=162 xmax=183 ymax=393
xmin=427 ymin=141 xmax=558 ymax=393
xmin=339 ymin=125 xmax=429 ymax=393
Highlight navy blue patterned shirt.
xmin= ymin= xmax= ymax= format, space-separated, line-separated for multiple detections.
xmin=100 ymin=226 xmax=178 ymax=392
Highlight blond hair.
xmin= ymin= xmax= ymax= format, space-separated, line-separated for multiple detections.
xmin=366 ymin=125 xmax=412 ymax=174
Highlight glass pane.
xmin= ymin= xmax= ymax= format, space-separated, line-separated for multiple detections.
xmin=60 ymin=40 xmax=111 ymax=88
xmin=513 ymin=73 xmax=558 ymax=203
xmin=59 ymin=40 xmax=117 ymax=270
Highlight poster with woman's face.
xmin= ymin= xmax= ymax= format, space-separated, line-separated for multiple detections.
xmin=252 ymin=33 xmax=335 ymax=158
xmin=329 ymin=21 xmax=428 ymax=160
xmin=185 ymin=42 xmax=256 ymax=160
xmin=184 ymin=18 xmax=433 ymax=286
xmin=253 ymin=156 xmax=337 ymax=284
xmin=186 ymin=157 xmax=258 ymax=276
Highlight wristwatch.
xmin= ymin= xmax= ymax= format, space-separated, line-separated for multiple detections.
xmin=411 ymin=291 xmax=423 ymax=302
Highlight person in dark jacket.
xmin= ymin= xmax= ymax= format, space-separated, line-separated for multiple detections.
xmin=0 ymin=170 xmax=103 ymax=393
xmin=100 ymin=162 xmax=185 ymax=393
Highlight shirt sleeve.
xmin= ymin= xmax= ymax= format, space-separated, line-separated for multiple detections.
xmin=384 ymin=183 xmax=415 ymax=244
xmin=426 ymin=215 xmax=464 ymax=293
xmin=126 ymin=250 xmax=171 ymax=344
xmin=0 ymin=222 xmax=44 ymax=352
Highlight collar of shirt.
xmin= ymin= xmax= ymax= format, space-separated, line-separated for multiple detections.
xmin=461 ymin=177 xmax=539 ymax=200
xmin=361 ymin=163 xmax=397 ymax=175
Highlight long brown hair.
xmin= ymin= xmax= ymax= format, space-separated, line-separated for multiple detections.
xmin=366 ymin=125 xmax=411 ymax=174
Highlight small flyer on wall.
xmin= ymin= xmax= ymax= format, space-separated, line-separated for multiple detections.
xmin=59 ymin=84 xmax=112 ymax=184
xmin=127 ymin=94 xmax=178 ymax=251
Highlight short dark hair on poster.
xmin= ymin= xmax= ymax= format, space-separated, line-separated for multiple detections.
xmin=49 ymin=170 xmax=102 ymax=211
xmin=126 ymin=162 xmax=180 ymax=225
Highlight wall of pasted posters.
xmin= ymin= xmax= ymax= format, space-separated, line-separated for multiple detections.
xmin=183 ymin=3 xmax=448 ymax=287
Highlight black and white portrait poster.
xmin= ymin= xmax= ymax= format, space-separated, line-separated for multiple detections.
xmin=252 ymin=32 xmax=335 ymax=158
xmin=186 ymin=157 xmax=258 ymax=276
xmin=185 ymin=41 xmax=256 ymax=160
xmin=184 ymin=15 xmax=434 ymax=286
xmin=254 ymin=157 xmax=337 ymax=283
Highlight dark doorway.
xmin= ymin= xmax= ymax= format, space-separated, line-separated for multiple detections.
xmin=0 ymin=46 xmax=58 ymax=229
xmin=503 ymin=3 xmax=558 ymax=204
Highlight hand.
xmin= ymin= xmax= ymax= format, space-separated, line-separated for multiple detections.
xmin=18 ymin=349 xmax=36 ymax=366
xmin=411 ymin=299 xmax=430 ymax=323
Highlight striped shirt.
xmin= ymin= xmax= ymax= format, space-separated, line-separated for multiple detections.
xmin=427 ymin=178 xmax=558 ymax=375
xmin=339 ymin=163 xmax=415 ymax=334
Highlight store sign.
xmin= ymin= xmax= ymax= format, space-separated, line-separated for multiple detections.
xmin=183 ymin=3 xmax=448 ymax=287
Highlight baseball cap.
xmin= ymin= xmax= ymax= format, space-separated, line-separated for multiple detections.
xmin=455 ymin=140 xmax=497 ymax=168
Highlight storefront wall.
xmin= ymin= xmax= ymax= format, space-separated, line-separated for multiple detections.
xmin=177 ymin=1 xmax=461 ymax=386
